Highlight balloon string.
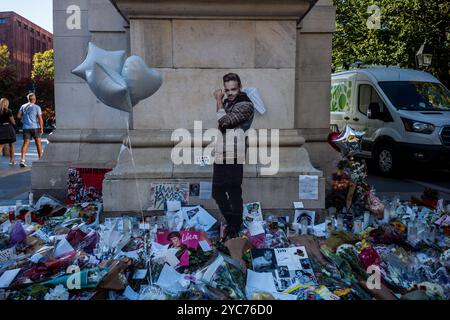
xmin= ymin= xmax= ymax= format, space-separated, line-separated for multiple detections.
xmin=123 ymin=115 xmax=153 ymax=285
xmin=124 ymin=115 xmax=145 ymax=223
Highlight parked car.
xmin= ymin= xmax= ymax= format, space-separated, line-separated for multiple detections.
xmin=330 ymin=67 xmax=450 ymax=175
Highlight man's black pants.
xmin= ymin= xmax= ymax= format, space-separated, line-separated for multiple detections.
xmin=212 ymin=163 xmax=243 ymax=233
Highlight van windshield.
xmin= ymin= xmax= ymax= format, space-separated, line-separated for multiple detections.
xmin=378 ymin=81 xmax=450 ymax=111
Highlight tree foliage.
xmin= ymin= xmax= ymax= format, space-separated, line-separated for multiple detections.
xmin=0 ymin=45 xmax=54 ymax=120
xmin=0 ymin=44 xmax=11 ymax=68
xmin=31 ymin=49 xmax=54 ymax=81
xmin=333 ymin=0 xmax=450 ymax=87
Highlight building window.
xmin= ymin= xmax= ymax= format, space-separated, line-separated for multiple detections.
xmin=0 ymin=18 xmax=7 ymax=25
xmin=17 ymin=21 xmax=21 ymax=27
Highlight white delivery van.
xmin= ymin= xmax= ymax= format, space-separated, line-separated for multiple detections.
xmin=330 ymin=67 xmax=450 ymax=175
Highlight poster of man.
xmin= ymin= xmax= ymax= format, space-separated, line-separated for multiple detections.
xmin=251 ymin=248 xmax=277 ymax=272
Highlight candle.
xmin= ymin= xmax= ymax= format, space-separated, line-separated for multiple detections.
xmin=353 ymin=219 xmax=362 ymax=234
xmin=363 ymin=211 xmax=370 ymax=229
xmin=291 ymin=222 xmax=299 ymax=234
xmin=300 ymin=218 xmax=308 ymax=235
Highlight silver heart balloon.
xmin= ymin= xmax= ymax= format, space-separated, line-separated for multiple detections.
xmin=121 ymin=55 xmax=163 ymax=106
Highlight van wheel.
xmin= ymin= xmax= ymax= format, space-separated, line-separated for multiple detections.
xmin=374 ymin=144 xmax=397 ymax=175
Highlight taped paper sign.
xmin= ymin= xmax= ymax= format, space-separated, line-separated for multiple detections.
xmin=149 ymin=182 xmax=189 ymax=210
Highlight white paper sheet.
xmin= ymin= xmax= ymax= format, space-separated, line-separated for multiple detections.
xmin=299 ymin=175 xmax=319 ymax=200
xmin=118 ymin=250 xmax=140 ymax=260
xmin=182 ymin=205 xmax=217 ymax=231
xmin=248 ymin=221 xmax=265 ymax=236
xmin=246 ymin=269 xmax=278 ymax=298
xmin=166 ymin=200 xmax=181 ymax=212
xmin=54 ymin=238 xmax=74 ymax=258
xmin=164 ymin=250 xmax=181 ymax=267
xmin=293 ymin=202 xmax=304 ymax=209
xmin=166 ymin=210 xmax=184 ymax=231
xmin=199 ymin=181 xmax=212 ymax=200
xmin=123 ymin=286 xmax=140 ymax=300
xmin=1 ymin=220 xmax=11 ymax=233
xmin=156 ymin=264 xmax=185 ymax=293
xmin=199 ymin=240 xmax=212 ymax=252
xmin=312 ymin=222 xmax=326 ymax=237
xmin=0 ymin=268 xmax=21 ymax=288
xmin=132 ymin=269 xmax=148 ymax=280
xmin=271 ymin=292 xmax=298 ymax=300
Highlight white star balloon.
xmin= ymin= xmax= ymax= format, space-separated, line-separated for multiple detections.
xmin=71 ymin=42 xmax=164 ymax=112
xmin=72 ymin=42 xmax=126 ymax=81
xmin=86 ymin=62 xmax=132 ymax=113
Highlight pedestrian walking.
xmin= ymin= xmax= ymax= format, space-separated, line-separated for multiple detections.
xmin=17 ymin=93 xmax=44 ymax=167
xmin=0 ymin=98 xmax=17 ymax=165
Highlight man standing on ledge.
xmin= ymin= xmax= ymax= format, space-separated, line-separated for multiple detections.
xmin=17 ymin=93 xmax=44 ymax=167
xmin=212 ymin=73 xmax=254 ymax=239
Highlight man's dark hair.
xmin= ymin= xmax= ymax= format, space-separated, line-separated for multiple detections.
xmin=223 ymin=73 xmax=242 ymax=88
xmin=167 ymin=231 xmax=181 ymax=241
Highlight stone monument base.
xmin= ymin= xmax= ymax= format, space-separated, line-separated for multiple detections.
xmin=31 ymin=129 xmax=126 ymax=201
xmin=102 ymin=129 xmax=325 ymax=216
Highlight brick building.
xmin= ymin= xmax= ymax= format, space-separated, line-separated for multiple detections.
xmin=0 ymin=11 xmax=53 ymax=80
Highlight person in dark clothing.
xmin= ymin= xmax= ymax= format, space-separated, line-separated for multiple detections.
xmin=212 ymin=73 xmax=254 ymax=239
xmin=0 ymin=98 xmax=17 ymax=165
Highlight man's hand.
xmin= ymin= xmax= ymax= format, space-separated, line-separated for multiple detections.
xmin=214 ymin=89 xmax=224 ymax=102
xmin=39 ymin=128 xmax=44 ymax=135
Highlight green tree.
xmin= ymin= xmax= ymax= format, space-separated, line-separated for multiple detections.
xmin=0 ymin=44 xmax=11 ymax=68
xmin=31 ymin=49 xmax=54 ymax=81
xmin=333 ymin=0 xmax=450 ymax=87
xmin=0 ymin=44 xmax=17 ymax=111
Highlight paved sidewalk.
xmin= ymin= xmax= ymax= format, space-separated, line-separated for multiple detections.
xmin=0 ymin=134 xmax=48 ymax=206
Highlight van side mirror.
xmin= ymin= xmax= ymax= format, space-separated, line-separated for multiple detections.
xmin=367 ymin=102 xmax=381 ymax=119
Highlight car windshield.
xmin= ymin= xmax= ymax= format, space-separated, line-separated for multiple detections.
xmin=378 ymin=81 xmax=450 ymax=111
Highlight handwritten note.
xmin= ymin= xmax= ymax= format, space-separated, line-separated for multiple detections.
xmin=299 ymin=175 xmax=319 ymax=200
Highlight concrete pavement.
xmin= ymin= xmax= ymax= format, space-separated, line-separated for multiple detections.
xmin=0 ymin=134 xmax=48 ymax=206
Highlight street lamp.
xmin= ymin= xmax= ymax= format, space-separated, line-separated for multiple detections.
xmin=416 ymin=41 xmax=433 ymax=68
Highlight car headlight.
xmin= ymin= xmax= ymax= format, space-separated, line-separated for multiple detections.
xmin=401 ymin=118 xmax=435 ymax=134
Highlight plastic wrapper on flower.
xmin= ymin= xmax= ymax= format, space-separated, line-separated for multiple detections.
xmin=67 ymin=229 xmax=99 ymax=254
xmin=180 ymin=282 xmax=226 ymax=300
xmin=22 ymin=251 xmax=78 ymax=283
xmin=139 ymin=285 xmax=167 ymax=300
xmin=378 ymin=251 xmax=418 ymax=291
xmin=44 ymin=284 xmax=69 ymax=300
xmin=197 ymin=254 xmax=246 ymax=300
xmin=250 ymin=292 xmax=276 ymax=300
xmin=10 ymin=222 xmax=26 ymax=245
xmin=336 ymin=244 xmax=367 ymax=279
xmin=366 ymin=190 xmax=384 ymax=218
xmin=246 ymin=233 xmax=266 ymax=249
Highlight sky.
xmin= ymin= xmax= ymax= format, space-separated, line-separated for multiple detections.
xmin=0 ymin=0 xmax=53 ymax=33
